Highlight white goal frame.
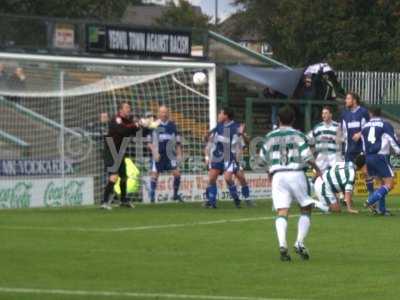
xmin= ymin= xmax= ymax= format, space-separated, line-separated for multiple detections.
xmin=0 ymin=51 xmax=217 ymax=206
xmin=0 ymin=52 xmax=217 ymax=129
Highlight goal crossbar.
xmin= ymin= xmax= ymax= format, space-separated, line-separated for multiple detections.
xmin=0 ymin=52 xmax=217 ymax=129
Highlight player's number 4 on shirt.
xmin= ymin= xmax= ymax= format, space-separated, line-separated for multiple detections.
xmin=368 ymin=127 xmax=376 ymax=144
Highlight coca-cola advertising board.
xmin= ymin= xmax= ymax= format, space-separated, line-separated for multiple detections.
xmin=0 ymin=177 xmax=94 ymax=209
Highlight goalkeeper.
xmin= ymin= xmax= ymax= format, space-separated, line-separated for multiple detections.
xmin=101 ymin=101 xmax=140 ymax=210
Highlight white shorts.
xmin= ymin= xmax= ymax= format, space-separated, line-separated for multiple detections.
xmin=271 ymin=171 xmax=315 ymax=210
xmin=314 ymin=176 xmax=337 ymax=206
xmin=315 ymin=153 xmax=339 ymax=172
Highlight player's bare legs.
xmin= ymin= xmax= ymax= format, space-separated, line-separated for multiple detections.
xmin=224 ymin=171 xmax=241 ymax=208
xmin=208 ymin=169 xmax=219 ymax=185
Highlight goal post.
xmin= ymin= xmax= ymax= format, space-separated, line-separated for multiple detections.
xmin=0 ymin=52 xmax=217 ymax=207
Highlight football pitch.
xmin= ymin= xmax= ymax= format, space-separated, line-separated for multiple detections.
xmin=0 ymin=198 xmax=399 ymax=300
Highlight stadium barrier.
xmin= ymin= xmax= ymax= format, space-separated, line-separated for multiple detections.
xmin=244 ymin=97 xmax=342 ymax=135
xmin=141 ymin=173 xmax=271 ymax=203
xmin=337 ymin=71 xmax=400 ymax=105
xmin=354 ymin=171 xmax=400 ymax=196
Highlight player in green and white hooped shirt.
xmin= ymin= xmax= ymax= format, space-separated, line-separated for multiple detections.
xmin=307 ymin=106 xmax=342 ymax=172
xmin=260 ymin=106 xmax=321 ymax=262
xmin=308 ymin=106 xmax=346 ymax=206
xmin=314 ymin=156 xmax=365 ymax=214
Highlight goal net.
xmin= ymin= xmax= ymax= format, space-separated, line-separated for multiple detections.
xmin=0 ymin=53 xmax=216 ymax=208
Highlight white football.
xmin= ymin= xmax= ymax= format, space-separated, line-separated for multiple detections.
xmin=149 ymin=119 xmax=161 ymax=129
xmin=139 ymin=117 xmax=160 ymax=129
xmin=193 ymin=72 xmax=207 ymax=86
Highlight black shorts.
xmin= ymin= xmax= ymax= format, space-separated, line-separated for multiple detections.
xmin=103 ymin=148 xmax=126 ymax=178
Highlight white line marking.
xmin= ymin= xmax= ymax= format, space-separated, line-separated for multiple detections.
xmin=0 ymin=204 xmax=386 ymax=233
xmin=0 ymin=215 xmax=305 ymax=233
xmin=0 ymin=287 xmax=292 ymax=300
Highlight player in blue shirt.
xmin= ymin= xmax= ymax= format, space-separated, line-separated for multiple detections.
xmin=361 ymin=106 xmax=400 ymax=215
xmin=234 ymin=125 xmax=253 ymax=206
xmin=204 ymin=107 xmax=243 ymax=208
xmin=147 ymin=105 xmax=183 ymax=203
xmin=341 ymin=92 xmax=370 ymax=161
xmin=340 ymin=92 xmax=374 ymax=196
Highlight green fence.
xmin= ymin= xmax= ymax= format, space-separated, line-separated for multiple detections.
xmin=244 ymin=98 xmax=341 ymax=137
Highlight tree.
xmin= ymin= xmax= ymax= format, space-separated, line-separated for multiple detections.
xmin=156 ymin=0 xmax=211 ymax=30
xmin=0 ymin=0 xmax=141 ymax=20
xmin=233 ymin=0 xmax=400 ymax=71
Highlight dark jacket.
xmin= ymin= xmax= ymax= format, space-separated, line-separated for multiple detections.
xmin=105 ymin=113 xmax=139 ymax=152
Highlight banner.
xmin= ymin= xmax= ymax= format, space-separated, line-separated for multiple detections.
xmin=354 ymin=170 xmax=400 ymax=196
xmin=54 ymin=24 xmax=75 ymax=49
xmin=87 ymin=24 xmax=191 ymax=57
xmin=0 ymin=177 xmax=94 ymax=209
xmin=0 ymin=159 xmax=75 ymax=176
xmin=141 ymin=173 xmax=271 ymax=203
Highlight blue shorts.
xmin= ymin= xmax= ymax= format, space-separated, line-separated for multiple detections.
xmin=151 ymin=157 xmax=177 ymax=173
xmin=209 ymin=160 xmax=239 ymax=174
xmin=366 ymin=154 xmax=394 ymax=178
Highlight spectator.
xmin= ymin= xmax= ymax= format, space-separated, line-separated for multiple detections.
xmin=7 ymin=67 xmax=26 ymax=104
xmin=8 ymin=67 xmax=26 ymax=91
xmin=299 ymin=75 xmax=321 ymax=123
xmin=313 ymin=68 xmax=325 ymax=100
xmin=299 ymin=76 xmax=316 ymax=100
xmin=263 ymin=87 xmax=286 ymax=99
xmin=263 ymin=87 xmax=286 ymax=129
xmin=100 ymin=112 xmax=110 ymax=131
xmin=0 ymin=63 xmax=7 ymax=90
xmin=314 ymin=69 xmax=340 ymax=101
xmin=322 ymin=71 xmax=341 ymax=101
xmin=86 ymin=112 xmax=109 ymax=143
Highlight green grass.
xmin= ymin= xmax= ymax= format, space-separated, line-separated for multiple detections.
xmin=0 ymin=198 xmax=399 ymax=300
